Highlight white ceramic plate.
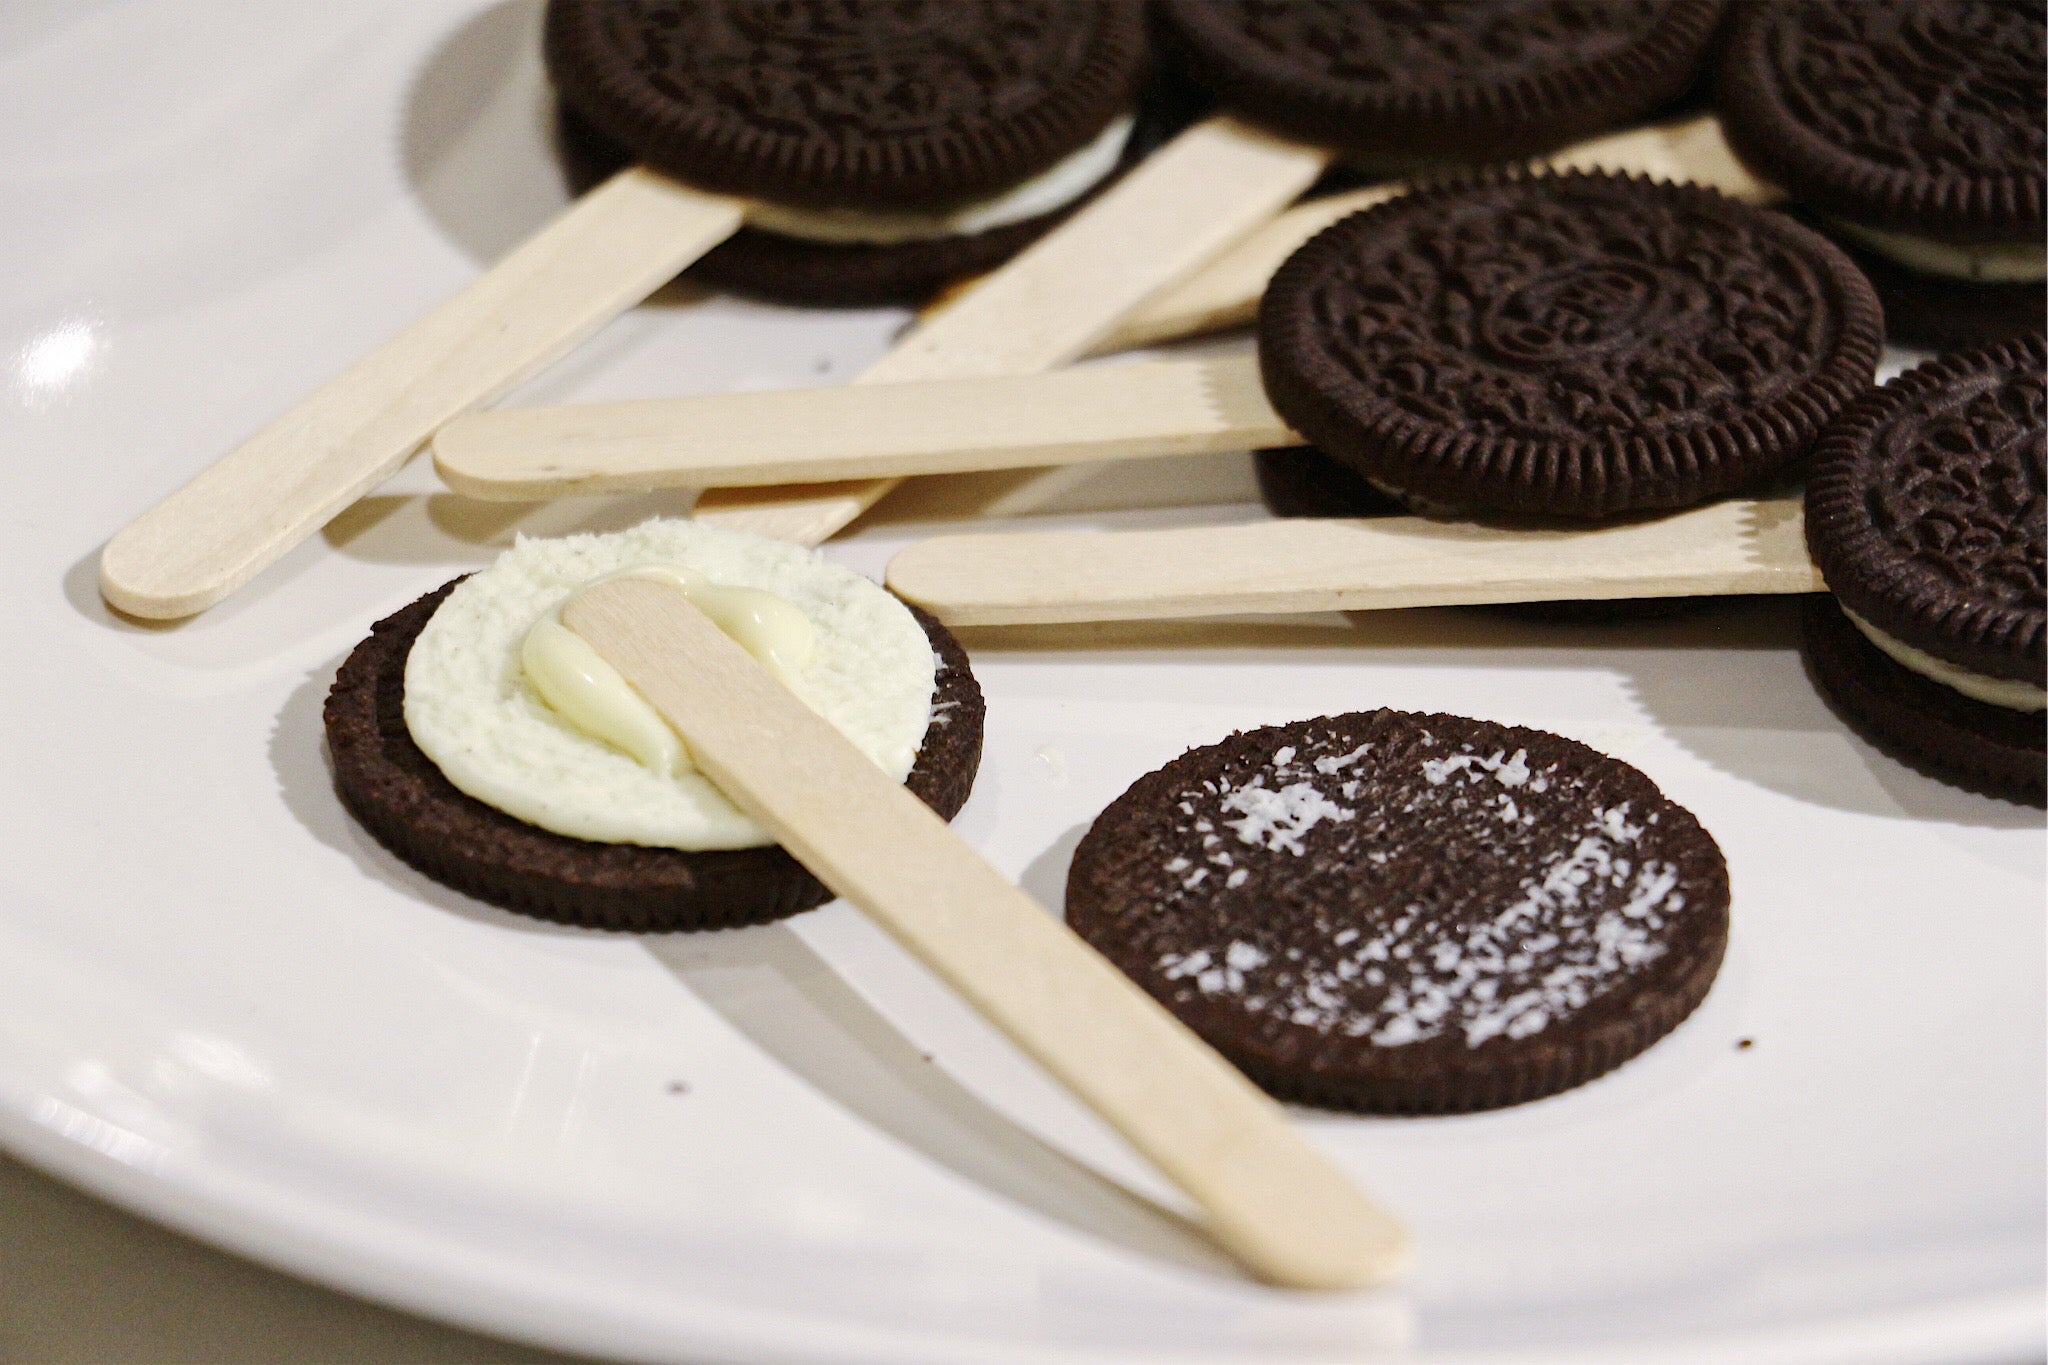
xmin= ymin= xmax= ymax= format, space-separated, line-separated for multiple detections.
xmin=2 ymin=4 xmax=2042 ymax=1362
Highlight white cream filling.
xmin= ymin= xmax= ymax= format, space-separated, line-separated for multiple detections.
xmin=403 ymin=520 xmax=936 ymax=850
xmin=1845 ymin=608 xmax=2046 ymax=711
xmin=743 ymin=115 xmax=1133 ymax=245
xmin=1826 ymin=216 xmax=2048 ymax=283
xmin=521 ymin=564 xmax=815 ymax=779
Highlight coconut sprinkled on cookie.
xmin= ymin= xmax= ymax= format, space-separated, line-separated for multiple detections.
xmin=1068 ymin=712 xmax=1728 ymax=1113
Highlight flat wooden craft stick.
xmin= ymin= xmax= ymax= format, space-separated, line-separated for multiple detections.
xmin=1091 ymin=113 xmax=1782 ymax=355
xmin=435 ymin=354 xmax=1289 ymax=499
xmin=884 ymin=495 xmax=1820 ymax=626
xmin=99 ymin=168 xmax=745 ymax=619
xmin=436 ymin=115 xmax=1787 ymax=510
xmin=664 ymin=117 xmax=1333 ymax=547
xmin=562 ymin=577 xmax=1409 ymax=1290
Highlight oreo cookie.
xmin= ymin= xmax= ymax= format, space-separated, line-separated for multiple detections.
xmin=1810 ymin=215 xmax=2046 ymax=355
xmin=1153 ymin=0 xmax=1727 ymax=164
xmin=1802 ymin=336 xmax=2046 ymax=804
xmin=1802 ymin=599 xmax=2045 ymax=805
xmin=325 ymin=581 xmax=985 ymax=931
xmin=544 ymin=2 xmax=1150 ymax=306
xmin=1258 ymin=172 xmax=1884 ymax=518
xmin=1067 ymin=712 xmax=1730 ymax=1113
xmin=545 ymin=0 xmax=1146 ymax=210
xmin=556 ymin=85 xmax=1190 ymax=308
xmin=1716 ymin=1 xmax=2047 ymax=348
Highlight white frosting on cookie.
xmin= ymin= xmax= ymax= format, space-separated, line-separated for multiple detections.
xmin=403 ymin=521 xmax=936 ymax=850
xmin=1844 ymin=608 xmax=2047 ymax=712
xmin=521 ymin=564 xmax=815 ymax=779
xmin=1826 ymin=217 xmax=2048 ymax=283
xmin=744 ymin=115 xmax=1133 ymax=245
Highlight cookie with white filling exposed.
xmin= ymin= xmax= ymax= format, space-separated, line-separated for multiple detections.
xmin=543 ymin=0 xmax=1151 ymax=306
xmin=1803 ymin=337 xmax=2046 ymax=804
xmin=325 ymin=523 xmax=985 ymax=929
xmin=1716 ymin=0 xmax=2047 ymax=347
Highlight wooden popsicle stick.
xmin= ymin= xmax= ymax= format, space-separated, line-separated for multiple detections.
xmin=435 ymin=113 xmax=1787 ymax=514
xmin=885 ymin=495 xmax=1820 ymax=627
xmin=98 ymin=168 xmax=745 ymax=619
xmin=561 ymin=577 xmax=1409 ymax=1289
xmin=435 ymin=354 xmax=1289 ymax=499
xmin=681 ymin=116 xmax=1332 ymax=546
xmin=1091 ymin=113 xmax=1782 ymax=355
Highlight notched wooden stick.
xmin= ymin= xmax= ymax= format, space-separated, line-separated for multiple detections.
xmin=99 ymin=168 xmax=746 ymax=620
xmin=885 ymin=496 xmax=1821 ymax=627
xmin=561 ymin=577 xmax=1410 ymax=1290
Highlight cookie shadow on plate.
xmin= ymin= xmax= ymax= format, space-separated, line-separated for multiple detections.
xmin=1018 ymin=821 xmax=1093 ymax=915
xmin=1610 ymin=597 xmax=2043 ymax=830
xmin=399 ymin=0 xmax=568 ymax=268
xmin=399 ymin=0 xmax=712 ymax=311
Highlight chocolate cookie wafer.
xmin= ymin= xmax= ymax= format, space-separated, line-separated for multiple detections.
xmin=1818 ymin=230 xmax=2044 ymax=355
xmin=1154 ymin=0 xmax=1726 ymax=165
xmin=1716 ymin=0 xmax=2046 ymax=349
xmin=327 ymin=525 xmax=986 ymax=930
xmin=544 ymin=0 xmax=1149 ymax=306
xmin=556 ymin=86 xmax=1192 ymax=308
xmin=1067 ymin=712 xmax=1729 ymax=1113
xmin=1259 ymin=171 xmax=1884 ymax=518
xmin=1803 ymin=336 xmax=2046 ymax=804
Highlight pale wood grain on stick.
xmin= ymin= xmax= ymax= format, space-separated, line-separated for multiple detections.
xmin=434 ymin=116 xmax=1787 ymax=518
xmin=434 ymin=355 xmax=1291 ymax=499
xmin=99 ymin=168 xmax=744 ymax=619
xmin=561 ymin=577 xmax=1409 ymax=1290
xmin=885 ymin=496 xmax=1820 ymax=627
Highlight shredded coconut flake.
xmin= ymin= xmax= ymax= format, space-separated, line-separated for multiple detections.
xmin=1424 ymin=747 xmax=1533 ymax=788
xmin=1314 ymin=743 xmax=1373 ymax=774
xmin=1219 ymin=779 xmax=1354 ymax=856
xmin=1157 ymin=749 xmax=1690 ymax=1051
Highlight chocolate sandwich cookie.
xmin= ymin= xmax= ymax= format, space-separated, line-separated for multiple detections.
xmin=1819 ymin=230 xmax=2046 ymax=356
xmin=544 ymin=0 xmax=1148 ymax=307
xmin=1067 ymin=712 xmax=1729 ymax=1113
xmin=1802 ymin=336 xmax=2046 ymax=804
xmin=326 ymin=582 xmax=985 ymax=931
xmin=1153 ymin=0 xmax=1726 ymax=165
xmin=556 ymin=84 xmax=1190 ymax=308
xmin=1716 ymin=1 xmax=2046 ymax=349
xmin=1259 ymin=172 xmax=1884 ymax=518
